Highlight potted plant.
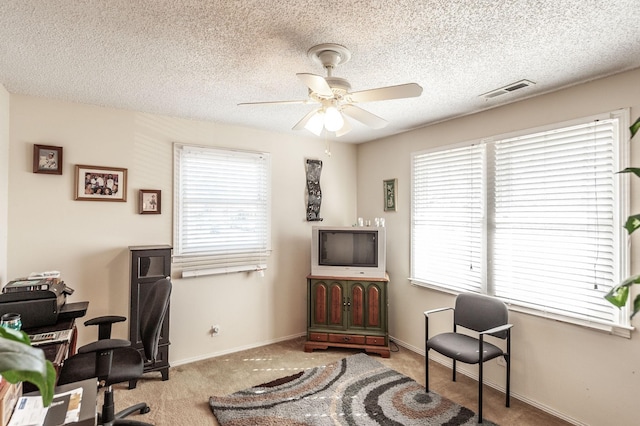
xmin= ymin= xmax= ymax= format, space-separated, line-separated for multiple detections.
xmin=0 ymin=326 xmax=56 ymax=406
xmin=605 ymin=116 xmax=640 ymax=317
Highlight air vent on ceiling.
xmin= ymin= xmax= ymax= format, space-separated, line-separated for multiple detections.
xmin=481 ymin=79 xmax=536 ymax=99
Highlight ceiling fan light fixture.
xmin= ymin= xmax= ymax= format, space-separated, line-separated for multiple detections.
xmin=240 ymin=43 xmax=422 ymax=138
xmin=305 ymin=110 xmax=324 ymax=136
xmin=324 ymin=106 xmax=344 ymax=132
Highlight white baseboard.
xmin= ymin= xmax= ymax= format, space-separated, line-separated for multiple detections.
xmin=171 ymin=332 xmax=307 ymax=367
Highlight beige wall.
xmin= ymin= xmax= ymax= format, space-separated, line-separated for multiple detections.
xmin=0 ymin=85 xmax=9 ymax=283
xmin=7 ymin=68 xmax=640 ymax=424
xmin=7 ymin=95 xmax=357 ymax=364
xmin=356 ymin=67 xmax=640 ymax=425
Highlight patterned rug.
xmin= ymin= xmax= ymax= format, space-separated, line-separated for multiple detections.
xmin=209 ymin=352 xmax=496 ymax=425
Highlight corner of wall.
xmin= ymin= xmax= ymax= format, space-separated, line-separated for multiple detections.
xmin=0 ymin=84 xmax=9 ymax=283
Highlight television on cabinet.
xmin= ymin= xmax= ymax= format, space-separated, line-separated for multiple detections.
xmin=311 ymin=226 xmax=386 ymax=278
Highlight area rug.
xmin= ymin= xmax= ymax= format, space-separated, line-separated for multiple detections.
xmin=209 ymin=352 xmax=496 ymax=425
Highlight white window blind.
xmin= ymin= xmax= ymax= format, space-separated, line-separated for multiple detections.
xmin=411 ymin=111 xmax=629 ymax=328
xmin=173 ymin=144 xmax=271 ymax=277
xmin=491 ymin=120 xmax=619 ymax=323
xmin=411 ymin=144 xmax=484 ymax=294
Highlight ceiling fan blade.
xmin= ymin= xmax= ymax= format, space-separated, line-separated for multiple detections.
xmin=238 ymin=99 xmax=313 ymax=106
xmin=292 ymin=109 xmax=321 ymax=131
xmin=335 ymin=118 xmax=352 ymax=137
xmin=341 ymin=105 xmax=388 ymax=129
xmin=297 ymin=73 xmax=334 ymax=98
xmin=348 ymin=83 xmax=423 ymax=103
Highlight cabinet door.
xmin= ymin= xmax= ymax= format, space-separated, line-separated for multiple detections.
xmin=346 ymin=282 xmax=366 ymax=330
xmin=130 ymin=248 xmax=171 ymax=347
xmin=346 ymin=281 xmax=385 ymax=332
xmin=365 ymin=282 xmax=385 ymax=331
xmin=309 ymin=279 xmax=346 ymax=330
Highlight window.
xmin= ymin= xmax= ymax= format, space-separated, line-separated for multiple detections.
xmin=411 ymin=110 xmax=630 ymax=331
xmin=173 ymin=144 xmax=271 ymax=277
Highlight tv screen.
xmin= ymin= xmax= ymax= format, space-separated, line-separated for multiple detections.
xmin=319 ymin=230 xmax=377 ymax=267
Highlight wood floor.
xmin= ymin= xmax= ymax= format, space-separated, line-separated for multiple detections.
xmin=111 ymin=336 xmax=573 ymax=425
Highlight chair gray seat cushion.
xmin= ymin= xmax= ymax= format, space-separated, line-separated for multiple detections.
xmin=427 ymin=332 xmax=503 ymax=364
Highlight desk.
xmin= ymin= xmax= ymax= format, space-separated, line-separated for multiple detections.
xmin=20 ymin=378 xmax=97 ymax=426
xmin=22 ymin=302 xmax=89 ymax=393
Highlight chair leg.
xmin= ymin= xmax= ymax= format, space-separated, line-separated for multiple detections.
xmin=101 ymin=387 xmax=116 ymax=424
xmin=478 ymin=361 xmax=483 ymax=423
xmin=452 ymin=359 xmax=457 ymax=382
xmin=116 ymin=402 xmax=150 ymax=419
xmin=425 ymin=350 xmax=430 ymax=392
xmin=505 ymin=354 xmax=511 ymax=408
xmin=506 ymin=331 xmax=511 ymax=408
xmin=425 ymin=315 xmax=430 ymax=393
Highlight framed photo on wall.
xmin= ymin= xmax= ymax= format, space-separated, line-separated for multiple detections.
xmin=139 ymin=189 xmax=161 ymax=214
xmin=33 ymin=144 xmax=63 ymax=175
xmin=75 ymin=164 xmax=127 ymax=202
xmin=383 ymin=178 xmax=397 ymax=212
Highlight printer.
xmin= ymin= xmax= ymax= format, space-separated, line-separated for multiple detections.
xmin=0 ymin=278 xmax=69 ymax=329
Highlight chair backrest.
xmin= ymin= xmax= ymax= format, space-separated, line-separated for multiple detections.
xmin=454 ymin=293 xmax=508 ymax=339
xmin=139 ymin=278 xmax=172 ymax=361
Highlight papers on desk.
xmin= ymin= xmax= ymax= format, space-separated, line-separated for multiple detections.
xmin=8 ymin=387 xmax=82 ymax=426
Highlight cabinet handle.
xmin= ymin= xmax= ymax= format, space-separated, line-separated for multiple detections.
xmin=343 ymin=336 xmax=351 ymax=342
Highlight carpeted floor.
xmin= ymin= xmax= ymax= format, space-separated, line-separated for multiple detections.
xmin=209 ymin=352 xmax=496 ymax=425
xmin=111 ymin=337 xmax=572 ymax=426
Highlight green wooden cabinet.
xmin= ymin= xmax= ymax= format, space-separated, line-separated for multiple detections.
xmin=304 ymin=274 xmax=390 ymax=357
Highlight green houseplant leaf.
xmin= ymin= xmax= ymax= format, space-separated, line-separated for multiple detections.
xmin=606 ymin=275 xmax=640 ymax=318
xmin=631 ymin=116 xmax=640 ymax=139
xmin=624 ymin=214 xmax=640 ymax=234
xmin=618 ymin=167 xmax=640 ymax=178
xmin=605 ymin=116 xmax=640 ymax=317
xmin=0 ymin=327 xmax=56 ymax=406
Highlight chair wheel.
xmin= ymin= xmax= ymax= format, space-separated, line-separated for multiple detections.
xmin=140 ymin=406 xmax=151 ymax=414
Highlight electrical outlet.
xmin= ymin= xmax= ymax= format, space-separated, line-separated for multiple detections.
xmin=211 ymin=325 xmax=221 ymax=336
xmin=496 ymin=357 xmax=507 ymax=367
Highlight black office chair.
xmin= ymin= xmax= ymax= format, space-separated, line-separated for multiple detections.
xmin=424 ymin=293 xmax=512 ymax=423
xmin=58 ymin=278 xmax=172 ymax=425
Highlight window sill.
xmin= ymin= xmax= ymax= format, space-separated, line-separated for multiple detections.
xmin=181 ymin=264 xmax=267 ymax=278
xmin=506 ymin=304 xmax=634 ymax=339
xmin=410 ymin=279 xmax=634 ymax=339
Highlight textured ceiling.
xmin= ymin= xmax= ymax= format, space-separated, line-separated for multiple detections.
xmin=1 ymin=1 xmax=640 ymax=144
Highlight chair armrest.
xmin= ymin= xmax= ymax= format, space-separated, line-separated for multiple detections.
xmin=425 ymin=307 xmax=455 ymax=341
xmin=84 ymin=315 xmax=127 ymax=340
xmin=77 ymin=338 xmax=131 ymax=354
xmin=84 ymin=315 xmax=126 ymax=327
xmin=479 ymin=323 xmax=513 ymax=336
xmin=424 ymin=307 xmax=453 ymax=317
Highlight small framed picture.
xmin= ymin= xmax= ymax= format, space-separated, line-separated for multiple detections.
xmin=139 ymin=190 xmax=161 ymax=214
xmin=33 ymin=144 xmax=63 ymax=175
xmin=75 ymin=165 xmax=127 ymax=202
xmin=383 ymin=178 xmax=397 ymax=212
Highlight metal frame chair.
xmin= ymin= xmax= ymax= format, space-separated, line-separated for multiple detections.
xmin=424 ymin=292 xmax=512 ymax=423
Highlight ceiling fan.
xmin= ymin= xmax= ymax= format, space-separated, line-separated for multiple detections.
xmin=238 ymin=43 xmax=423 ymax=137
